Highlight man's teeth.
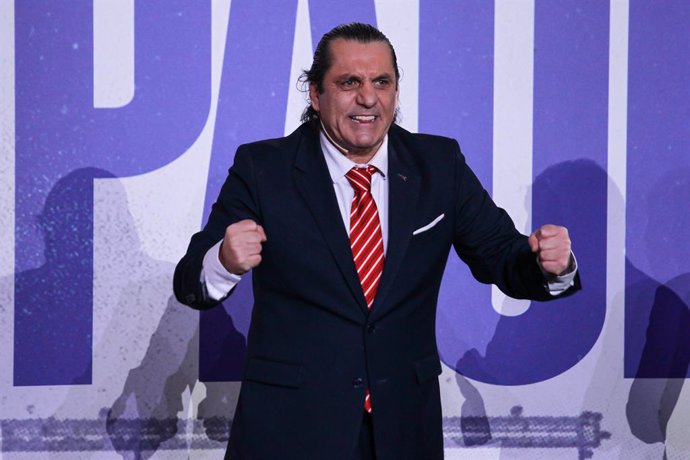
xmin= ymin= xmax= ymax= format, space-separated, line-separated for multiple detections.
xmin=351 ymin=115 xmax=376 ymax=122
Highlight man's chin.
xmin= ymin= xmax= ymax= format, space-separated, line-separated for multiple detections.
xmin=344 ymin=142 xmax=384 ymax=160
xmin=346 ymin=136 xmax=385 ymax=151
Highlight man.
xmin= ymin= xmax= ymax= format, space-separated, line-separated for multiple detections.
xmin=174 ymin=23 xmax=579 ymax=460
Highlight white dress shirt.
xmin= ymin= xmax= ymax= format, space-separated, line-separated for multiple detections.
xmin=201 ymin=130 xmax=576 ymax=300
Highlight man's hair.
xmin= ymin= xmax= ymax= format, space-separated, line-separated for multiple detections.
xmin=299 ymin=23 xmax=400 ymax=125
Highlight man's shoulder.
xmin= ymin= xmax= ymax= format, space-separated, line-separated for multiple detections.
xmin=230 ymin=124 xmax=317 ymax=171
xmin=389 ymin=124 xmax=460 ymax=150
xmin=388 ymin=124 xmax=464 ymax=166
xmin=240 ymin=123 xmax=315 ymax=153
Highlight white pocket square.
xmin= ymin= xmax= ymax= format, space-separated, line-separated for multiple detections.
xmin=412 ymin=214 xmax=445 ymax=236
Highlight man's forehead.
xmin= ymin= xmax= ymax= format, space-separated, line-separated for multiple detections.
xmin=327 ymin=39 xmax=395 ymax=72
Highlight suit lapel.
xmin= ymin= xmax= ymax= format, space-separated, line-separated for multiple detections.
xmin=292 ymin=127 xmax=370 ymax=317
xmin=370 ymin=129 xmax=420 ymax=320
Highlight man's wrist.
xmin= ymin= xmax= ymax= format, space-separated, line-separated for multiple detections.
xmin=202 ymin=239 xmax=242 ymax=301
xmin=543 ymin=252 xmax=578 ymax=296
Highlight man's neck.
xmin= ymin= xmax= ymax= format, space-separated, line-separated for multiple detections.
xmin=320 ymin=121 xmax=383 ymax=164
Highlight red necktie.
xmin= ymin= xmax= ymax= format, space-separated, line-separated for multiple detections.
xmin=346 ymin=165 xmax=384 ymax=413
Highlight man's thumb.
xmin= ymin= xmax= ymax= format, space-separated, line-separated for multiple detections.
xmin=528 ymin=231 xmax=540 ymax=253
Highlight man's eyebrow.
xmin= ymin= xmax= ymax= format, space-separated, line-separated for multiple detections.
xmin=333 ymin=72 xmax=394 ymax=80
xmin=375 ymin=73 xmax=394 ymax=80
xmin=332 ymin=73 xmax=360 ymax=81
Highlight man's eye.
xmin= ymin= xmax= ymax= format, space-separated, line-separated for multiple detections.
xmin=375 ymin=79 xmax=390 ymax=87
xmin=342 ymin=79 xmax=355 ymax=87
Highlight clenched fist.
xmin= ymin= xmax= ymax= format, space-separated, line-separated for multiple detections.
xmin=528 ymin=224 xmax=572 ymax=276
xmin=219 ymin=219 xmax=267 ymax=275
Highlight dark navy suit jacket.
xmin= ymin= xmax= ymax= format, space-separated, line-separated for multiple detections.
xmin=174 ymin=123 xmax=580 ymax=459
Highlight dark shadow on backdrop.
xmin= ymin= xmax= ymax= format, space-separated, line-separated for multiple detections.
xmin=451 ymin=159 xmax=608 ymax=456
xmin=458 ymin=159 xmax=606 ymax=385
xmin=455 ymin=358 xmax=491 ymax=446
xmin=14 ymin=167 xmax=117 ymax=386
xmin=106 ymin=294 xmax=246 ymax=456
xmin=8 ymin=166 xmax=246 ymax=458
xmin=106 ymin=295 xmax=200 ymax=459
xmin=199 ymin=297 xmax=250 ymax=382
xmin=626 ymin=169 xmax=690 ymax=453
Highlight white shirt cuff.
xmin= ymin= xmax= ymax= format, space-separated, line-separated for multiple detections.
xmin=201 ymin=239 xmax=242 ymax=301
xmin=544 ymin=252 xmax=578 ymax=296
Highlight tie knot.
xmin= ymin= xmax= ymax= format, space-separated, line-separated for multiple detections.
xmin=346 ymin=166 xmax=378 ymax=193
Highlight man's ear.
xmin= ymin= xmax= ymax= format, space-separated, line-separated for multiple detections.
xmin=309 ymin=84 xmax=320 ymax=112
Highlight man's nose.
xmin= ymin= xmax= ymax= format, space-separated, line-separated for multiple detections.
xmin=356 ymin=82 xmax=376 ymax=107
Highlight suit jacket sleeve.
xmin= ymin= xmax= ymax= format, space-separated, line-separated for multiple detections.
xmin=450 ymin=140 xmax=579 ymax=301
xmin=173 ymin=145 xmax=261 ymax=310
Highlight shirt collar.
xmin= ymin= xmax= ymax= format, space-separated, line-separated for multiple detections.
xmin=319 ymin=130 xmax=388 ymax=184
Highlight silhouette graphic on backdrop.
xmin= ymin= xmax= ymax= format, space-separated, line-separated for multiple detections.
xmin=5 ymin=167 xmax=246 ymax=457
xmin=457 ymin=159 xmax=606 ymax=385
xmin=455 ymin=361 xmax=491 ymax=447
xmin=14 ymin=168 xmax=118 ymax=386
xmin=626 ymin=168 xmax=690 ymax=458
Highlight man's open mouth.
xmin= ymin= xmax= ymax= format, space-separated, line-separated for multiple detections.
xmin=350 ymin=115 xmax=377 ymax=123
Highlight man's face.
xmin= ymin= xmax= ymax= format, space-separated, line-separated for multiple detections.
xmin=310 ymin=39 xmax=398 ymax=161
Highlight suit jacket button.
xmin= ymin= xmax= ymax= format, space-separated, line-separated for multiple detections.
xmin=366 ymin=323 xmax=376 ymax=333
xmin=352 ymin=377 xmax=364 ymax=388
